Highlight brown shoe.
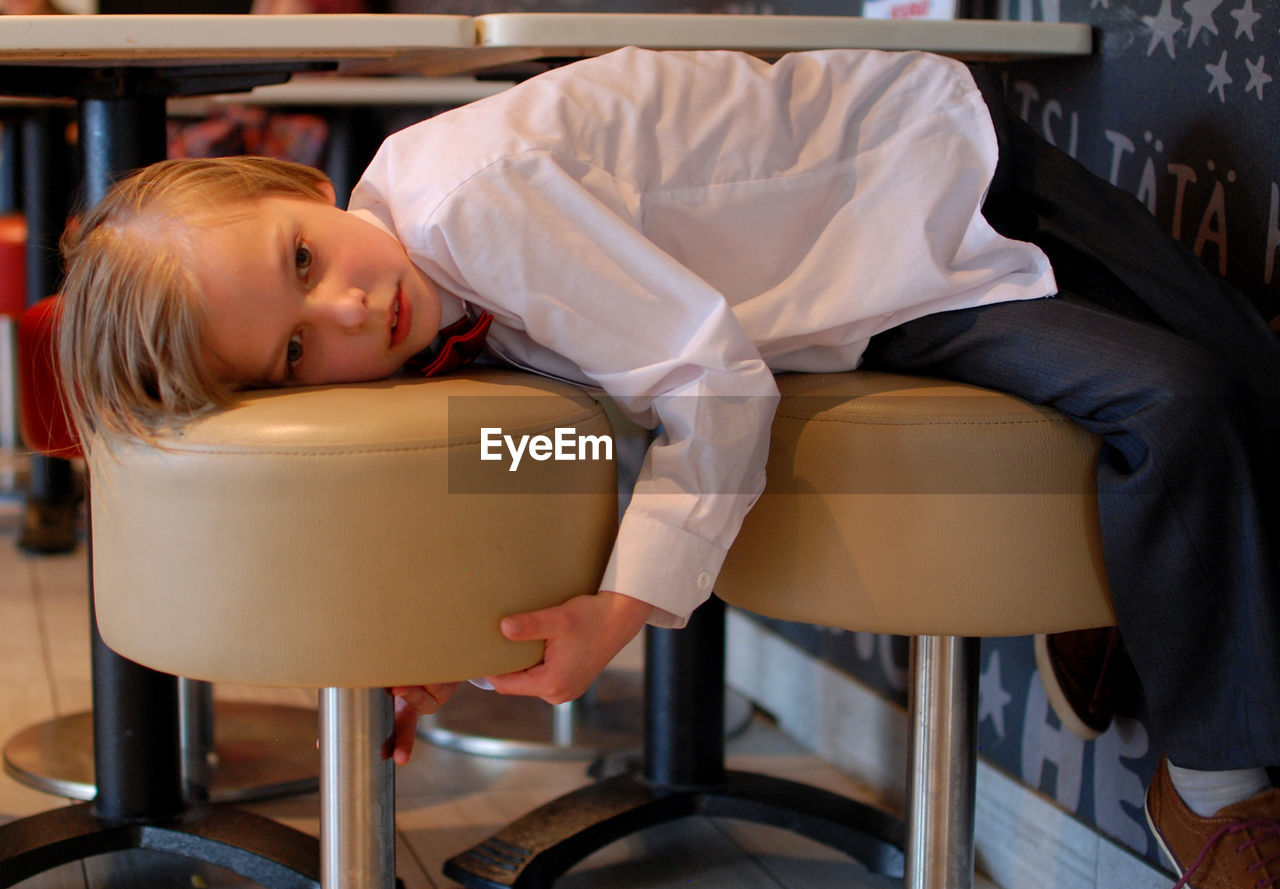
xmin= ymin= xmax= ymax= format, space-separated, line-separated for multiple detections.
xmin=1145 ymin=756 xmax=1280 ymax=888
xmin=1034 ymin=626 xmax=1139 ymax=740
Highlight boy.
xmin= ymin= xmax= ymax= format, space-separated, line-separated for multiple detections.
xmin=58 ymin=48 xmax=1277 ymax=888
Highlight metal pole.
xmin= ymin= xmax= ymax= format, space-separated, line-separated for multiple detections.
xmin=178 ymin=678 xmax=216 ymax=803
xmin=320 ymin=688 xmax=396 ymax=889
xmin=17 ymin=109 xmax=77 ymax=554
xmin=644 ymin=596 xmax=726 ymax=788
xmin=904 ymin=635 xmax=979 ymax=889
xmin=88 ymin=514 xmax=185 ymax=821
xmin=78 ymin=92 xmax=188 ymax=824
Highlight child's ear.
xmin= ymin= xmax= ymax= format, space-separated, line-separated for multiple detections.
xmin=318 ymin=180 xmax=337 ymax=206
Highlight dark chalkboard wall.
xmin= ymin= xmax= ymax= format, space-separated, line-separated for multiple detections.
xmin=1001 ymin=0 xmax=1279 ymax=323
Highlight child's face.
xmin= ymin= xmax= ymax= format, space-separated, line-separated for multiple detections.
xmin=192 ymin=194 xmax=442 ymax=388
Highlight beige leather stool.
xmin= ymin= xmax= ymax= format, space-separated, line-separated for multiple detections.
xmin=716 ymin=371 xmax=1116 ymax=888
xmin=447 ymin=370 xmax=1115 ymax=889
xmin=83 ymin=370 xmax=617 ymax=889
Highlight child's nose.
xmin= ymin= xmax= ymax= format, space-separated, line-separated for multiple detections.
xmin=315 ymin=287 xmax=368 ymax=330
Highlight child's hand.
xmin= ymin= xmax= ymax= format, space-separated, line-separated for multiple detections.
xmin=385 ymin=682 xmax=461 ymax=765
xmin=485 ymin=590 xmax=653 ymax=704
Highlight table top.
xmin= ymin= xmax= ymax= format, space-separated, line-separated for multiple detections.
xmin=474 ymin=12 xmax=1093 ymax=63
xmin=0 ymin=14 xmax=476 ymax=70
xmin=167 ymin=75 xmax=510 ymax=116
xmin=0 ymin=12 xmax=1091 ymax=76
xmin=223 ymin=75 xmax=510 ymax=106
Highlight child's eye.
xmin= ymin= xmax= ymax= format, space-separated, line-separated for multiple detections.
xmin=294 ymin=242 xmax=313 ymax=279
xmin=286 ymin=333 xmax=304 ymax=367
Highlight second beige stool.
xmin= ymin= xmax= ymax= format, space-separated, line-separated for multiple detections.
xmin=716 ymin=370 xmax=1116 ymax=888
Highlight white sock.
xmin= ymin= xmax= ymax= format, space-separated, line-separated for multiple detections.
xmin=1166 ymin=760 xmax=1271 ymax=817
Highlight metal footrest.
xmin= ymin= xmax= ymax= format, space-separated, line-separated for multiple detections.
xmin=0 ymin=801 xmax=320 ymax=889
xmin=444 ymin=770 xmax=905 ymax=889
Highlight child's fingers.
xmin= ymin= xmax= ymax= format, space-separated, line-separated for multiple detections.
xmin=499 ymin=613 xmax=542 ymax=641
xmin=395 ymin=685 xmax=439 ymax=714
xmin=383 ymin=684 xmax=460 ymax=764
xmin=500 ymin=602 xmax=574 ymax=642
xmin=425 ymin=681 xmax=461 ymax=708
xmin=388 ymin=683 xmax=460 ymax=715
xmin=485 ymin=662 xmax=584 ymax=705
xmin=382 ymin=694 xmax=417 ymax=763
xmin=481 ymin=665 xmax=565 ymax=706
xmin=389 ymin=703 xmax=420 ymax=765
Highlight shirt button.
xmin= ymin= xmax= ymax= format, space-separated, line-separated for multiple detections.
xmin=695 ymin=571 xmax=713 ymax=591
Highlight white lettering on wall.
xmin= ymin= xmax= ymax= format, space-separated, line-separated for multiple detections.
xmin=851 ymin=632 xmax=909 ymax=693
xmin=1193 ymin=164 xmax=1231 ymax=276
xmin=1092 ymin=717 xmax=1153 ymax=856
xmin=1014 ymin=81 xmax=1270 ymax=297
xmin=1021 ymin=669 xmax=1086 ymax=810
xmin=1040 ymin=99 xmax=1080 ymax=157
xmin=1167 ymin=162 xmax=1199 ymax=241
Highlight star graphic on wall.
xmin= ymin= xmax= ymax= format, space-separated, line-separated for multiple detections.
xmin=978 ymin=650 xmax=1014 ymax=740
xmin=1245 ymin=55 xmax=1271 ymax=98
xmin=1231 ymin=0 xmax=1261 ymax=40
xmin=1184 ymin=0 xmax=1223 ymax=47
xmin=1205 ymin=50 xmax=1234 ymax=100
xmin=1144 ymin=0 xmax=1184 ymax=58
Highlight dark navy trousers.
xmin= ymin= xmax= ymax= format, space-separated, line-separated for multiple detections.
xmin=862 ymin=68 xmax=1280 ymax=771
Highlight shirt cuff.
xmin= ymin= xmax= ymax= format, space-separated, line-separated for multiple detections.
xmin=599 ymin=509 xmax=729 ymax=630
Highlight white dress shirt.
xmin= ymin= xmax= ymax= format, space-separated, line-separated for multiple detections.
xmin=350 ymin=47 xmax=1056 ymax=627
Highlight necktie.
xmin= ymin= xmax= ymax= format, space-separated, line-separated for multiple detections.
xmin=405 ymin=308 xmax=494 ymax=378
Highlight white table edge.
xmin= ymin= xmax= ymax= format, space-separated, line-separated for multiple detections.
xmin=476 ymin=13 xmax=1093 ymax=57
xmin=0 ymin=14 xmax=477 ymax=54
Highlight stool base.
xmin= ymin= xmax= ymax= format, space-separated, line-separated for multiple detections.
xmin=444 ymin=599 xmax=905 ymax=889
xmin=421 ymin=670 xmax=644 ymax=760
xmin=0 ymin=800 xmax=320 ymax=889
xmin=444 ymin=769 xmax=904 ymax=889
xmin=421 ymin=669 xmax=754 ymax=761
xmin=2 ymin=702 xmax=320 ymax=803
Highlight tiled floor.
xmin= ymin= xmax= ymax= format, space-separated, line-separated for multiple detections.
xmin=0 ymin=492 xmax=931 ymax=889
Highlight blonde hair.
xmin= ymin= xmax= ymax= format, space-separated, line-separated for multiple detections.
xmin=57 ymin=156 xmax=333 ymax=446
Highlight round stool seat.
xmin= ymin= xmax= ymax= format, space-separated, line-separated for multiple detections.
xmin=89 ymin=370 xmax=618 ymax=688
xmin=717 ymin=371 xmax=1114 ymax=636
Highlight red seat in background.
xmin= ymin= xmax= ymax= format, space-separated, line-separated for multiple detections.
xmin=2 ymin=214 xmax=80 ymax=459
xmin=0 ymin=214 xmax=24 ymax=318
xmin=18 ymin=295 xmax=81 ymax=460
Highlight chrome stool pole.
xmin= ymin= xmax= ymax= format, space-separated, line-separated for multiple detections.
xmin=905 ymin=635 xmax=979 ymax=889
xmin=321 ymin=688 xmax=396 ymax=889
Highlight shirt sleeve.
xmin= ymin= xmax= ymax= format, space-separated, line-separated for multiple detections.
xmin=416 ymin=152 xmax=780 ymax=628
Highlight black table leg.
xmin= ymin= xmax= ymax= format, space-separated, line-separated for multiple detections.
xmin=18 ymin=108 xmax=79 ymax=555
xmin=0 ymin=94 xmax=322 ymax=889
xmin=444 ymin=597 xmax=905 ymax=889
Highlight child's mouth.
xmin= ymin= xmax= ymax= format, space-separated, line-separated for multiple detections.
xmin=390 ymin=289 xmax=411 ymax=348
